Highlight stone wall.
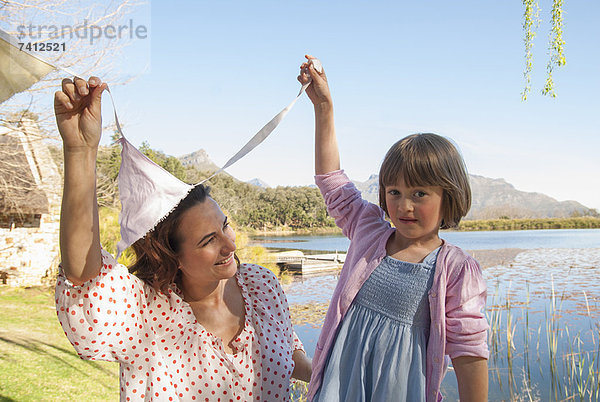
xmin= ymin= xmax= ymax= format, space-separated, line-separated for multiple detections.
xmin=0 ymin=212 xmax=60 ymax=286
xmin=0 ymin=121 xmax=62 ymax=287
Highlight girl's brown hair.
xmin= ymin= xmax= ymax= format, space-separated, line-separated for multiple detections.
xmin=378 ymin=133 xmax=471 ymax=229
xmin=129 ymin=184 xmax=212 ymax=293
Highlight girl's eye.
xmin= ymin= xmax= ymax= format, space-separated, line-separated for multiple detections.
xmin=414 ymin=191 xmax=427 ymax=198
xmin=387 ymin=189 xmax=400 ymax=196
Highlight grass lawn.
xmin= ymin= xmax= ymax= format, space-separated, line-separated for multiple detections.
xmin=0 ymin=286 xmax=310 ymax=401
xmin=0 ymin=286 xmax=119 ymax=401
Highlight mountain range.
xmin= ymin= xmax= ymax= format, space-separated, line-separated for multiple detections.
xmin=351 ymin=174 xmax=595 ymax=219
xmin=179 ymin=149 xmax=219 ymax=172
xmin=178 ymin=150 xmax=596 ymax=219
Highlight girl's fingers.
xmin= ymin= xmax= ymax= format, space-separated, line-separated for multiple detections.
xmin=309 ymin=61 xmax=325 ymax=75
xmin=308 ymin=64 xmax=325 ymax=83
xmin=298 ymin=71 xmax=311 ymax=84
xmin=299 ymin=56 xmax=325 ymax=86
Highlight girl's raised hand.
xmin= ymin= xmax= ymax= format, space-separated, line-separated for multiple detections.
xmin=54 ymin=76 xmax=107 ymax=151
xmin=298 ymin=55 xmax=332 ymax=108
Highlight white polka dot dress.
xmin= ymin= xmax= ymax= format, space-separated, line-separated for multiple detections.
xmin=55 ymin=249 xmax=303 ymax=401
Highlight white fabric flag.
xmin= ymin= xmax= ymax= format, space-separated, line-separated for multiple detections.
xmin=115 ymin=137 xmax=194 ymax=257
xmin=0 ymin=29 xmax=56 ymax=103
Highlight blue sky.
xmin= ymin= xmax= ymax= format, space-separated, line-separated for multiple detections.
xmin=28 ymin=1 xmax=600 ymax=209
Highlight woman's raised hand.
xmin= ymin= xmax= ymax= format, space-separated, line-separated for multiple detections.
xmin=298 ymin=55 xmax=332 ymax=108
xmin=54 ymin=77 xmax=107 ymax=151
xmin=55 ymin=77 xmax=106 ymax=285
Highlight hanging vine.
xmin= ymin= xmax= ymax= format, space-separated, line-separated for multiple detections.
xmin=542 ymin=0 xmax=566 ymax=97
xmin=521 ymin=0 xmax=541 ymax=101
xmin=521 ymin=0 xmax=566 ymax=100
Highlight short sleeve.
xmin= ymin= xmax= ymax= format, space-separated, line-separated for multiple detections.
xmin=55 ymin=249 xmax=149 ymax=362
xmin=292 ymin=330 xmax=304 ymax=352
xmin=240 ymin=263 xmax=301 ymax=353
xmin=444 ymin=257 xmax=489 ymax=359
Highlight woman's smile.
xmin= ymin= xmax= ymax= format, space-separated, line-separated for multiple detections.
xmin=215 ymin=254 xmax=234 ymax=266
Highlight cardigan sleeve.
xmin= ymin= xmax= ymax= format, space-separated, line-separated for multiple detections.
xmin=315 ymin=169 xmax=386 ymax=241
xmin=444 ymin=256 xmax=490 ymax=359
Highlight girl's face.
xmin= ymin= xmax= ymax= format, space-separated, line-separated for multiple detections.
xmin=175 ymin=198 xmax=237 ymax=286
xmin=385 ymin=177 xmax=444 ymax=248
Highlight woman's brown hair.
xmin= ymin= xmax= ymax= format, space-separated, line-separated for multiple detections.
xmin=378 ymin=133 xmax=471 ymax=229
xmin=129 ymin=184 xmax=213 ymax=293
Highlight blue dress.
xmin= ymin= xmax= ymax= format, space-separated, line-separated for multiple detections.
xmin=313 ymin=248 xmax=439 ymax=402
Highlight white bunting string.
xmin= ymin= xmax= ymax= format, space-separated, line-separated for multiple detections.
xmin=200 ymin=59 xmax=321 ymax=184
xmin=1 ymin=27 xmax=320 ymax=184
xmin=1 ymin=27 xmax=321 ymax=255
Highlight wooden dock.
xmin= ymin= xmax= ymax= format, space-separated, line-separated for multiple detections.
xmin=275 ymin=250 xmax=345 ymax=274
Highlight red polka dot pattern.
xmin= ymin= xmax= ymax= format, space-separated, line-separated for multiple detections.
xmin=55 ymin=249 xmax=304 ymax=401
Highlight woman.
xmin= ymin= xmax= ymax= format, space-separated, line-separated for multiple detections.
xmin=54 ymin=76 xmax=311 ymax=401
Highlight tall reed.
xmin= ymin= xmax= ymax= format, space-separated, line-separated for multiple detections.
xmin=487 ymin=275 xmax=599 ymax=400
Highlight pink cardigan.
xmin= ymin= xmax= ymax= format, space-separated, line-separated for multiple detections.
xmin=308 ymin=170 xmax=489 ymax=402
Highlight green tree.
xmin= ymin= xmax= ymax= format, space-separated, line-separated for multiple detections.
xmin=139 ymin=141 xmax=187 ymax=182
xmin=96 ymin=131 xmax=122 ymax=207
xmin=95 ymin=141 xmax=336 ymax=231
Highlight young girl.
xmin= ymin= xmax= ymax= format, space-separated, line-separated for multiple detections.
xmin=298 ymin=56 xmax=489 ymax=402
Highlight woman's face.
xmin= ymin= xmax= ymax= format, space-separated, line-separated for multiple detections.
xmin=175 ymin=198 xmax=237 ymax=285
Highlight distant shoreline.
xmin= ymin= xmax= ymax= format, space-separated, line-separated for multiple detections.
xmin=246 ymin=216 xmax=600 ymax=236
xmin=455 ymin=216 xmax=600 ymax=231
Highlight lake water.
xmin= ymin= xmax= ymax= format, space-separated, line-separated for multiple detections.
xmin=252 ymin=228 xmax=600 ymax=252
xmin=252 ymin=229 xmax=600 ymax=401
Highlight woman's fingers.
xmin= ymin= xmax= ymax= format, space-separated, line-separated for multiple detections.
xmin=74 ymin=77 xmax=89 ymax=97
xmin=88 ymin=79 xmax=107 ymax=115
xmin=61 ymin=78 xmax=78 ymax=104
xmin=54 ymin=90 xmax=74 ymax=111
xmin=88 ymin=76 xmax=101 ymax=89
xmin=61 ymin=76 xmax=101 ymax=103
xmin=57 ymin=76 xmax=106 ymax=112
